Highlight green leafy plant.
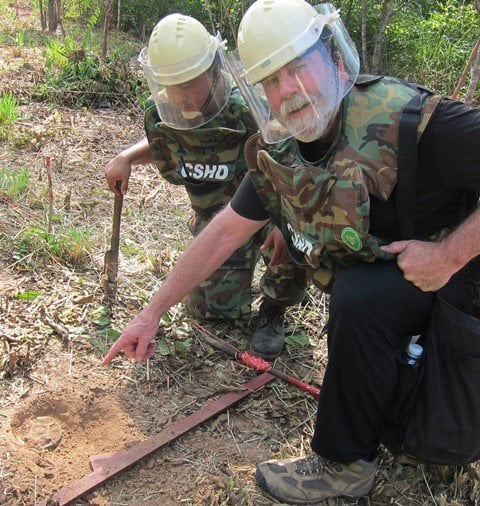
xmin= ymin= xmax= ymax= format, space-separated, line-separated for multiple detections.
xmin=12 ymin=291 xmax=43 ymax=301
xmin=41 ymin=45 xmax=146 ymax=108
xmin=15 ymin=31 xmax=25 ymax=47
xmin=0 ymin=93 xmax=20 ymax=139
xmin=0 ymin=167 xmax=29 ymax=198
xmin=13 ymin=224 xmax=93 ymax=266
xmin=90 ymin=327 xmax=121 ymax=355
xmin=39 ymin=9 xmax=146 ymax=109
xmin=62 ymin=0 xmax=99 ymax=24
xmin=285 ymin=332 xmax=313 ymax=349
xmin=44 ymin=37 xmax=72 ymax=68
xmin=90 ymin=305 xmax=121 ymax=354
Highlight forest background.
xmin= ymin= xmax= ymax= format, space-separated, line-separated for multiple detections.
xmin=0 ymin=0 xmax=479 ymax=505
xmin=26 ymin=0 xmax=480 ymax=108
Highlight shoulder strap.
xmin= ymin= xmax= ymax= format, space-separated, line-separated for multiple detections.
xmin=355 ymin=74 xmax=383 ymax=86
xmin=396 ymin=86 xmax=432 ymax=239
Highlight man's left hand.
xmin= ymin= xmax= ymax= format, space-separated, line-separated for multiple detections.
xmin=381 ymin=240 xmax=457 ymax=291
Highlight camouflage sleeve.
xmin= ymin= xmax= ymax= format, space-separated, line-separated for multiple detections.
xmin=143 ymin=98 xmax=179 ymax=183
xmin=240 ymin=104 xmax=259 ymax=138
xmin=230 ymin=86 xmax=259 ymax=138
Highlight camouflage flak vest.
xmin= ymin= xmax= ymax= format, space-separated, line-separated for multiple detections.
xmin=144 ymin=89 xmax=257 ymax=221
xmin=247 ymin=77 xmax=442 ymax=290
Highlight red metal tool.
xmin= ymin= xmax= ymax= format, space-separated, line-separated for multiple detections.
xmin=194 ymin=323 xmax=321 ymax=398
xmin=37 ymin=372 xmax=274 ymax=506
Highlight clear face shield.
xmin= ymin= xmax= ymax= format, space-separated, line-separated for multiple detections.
xmin=138 ymin=37 xmax=232 ymax=130
xmin=227 ymin=4 xmax=359 ymax=143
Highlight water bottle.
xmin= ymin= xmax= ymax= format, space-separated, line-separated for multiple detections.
xmin=405 ymin=343 xmax=423 ymax=366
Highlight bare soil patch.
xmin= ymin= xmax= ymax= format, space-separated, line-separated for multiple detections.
xmin=1 ymin=5 xmax=479 ymax=506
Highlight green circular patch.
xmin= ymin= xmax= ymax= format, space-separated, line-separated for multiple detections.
xmin=341 ymin=227 xmax=363 ymax=251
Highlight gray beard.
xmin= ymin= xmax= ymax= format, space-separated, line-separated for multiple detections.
xmin=279 ymin=94 xmax=337 ymax=142
xmin=294 ymin=114 xmax=333 ymax=142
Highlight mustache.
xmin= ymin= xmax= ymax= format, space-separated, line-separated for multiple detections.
xmin=280 ymin=94 xmax=311 ymax=116
xmin=279 ymin=93 xmax=323 ymax=117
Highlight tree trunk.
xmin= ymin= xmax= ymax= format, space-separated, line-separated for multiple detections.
xmin=360 ymin=0 xmax=370 ymax=73
xmin=465 ymin=43 xmax=480 ymax=105
xmin=55 ymin=0 xmax=65 ymax=37
xmin=101 ymin=0 xmax=112 ymax=59
xmin=116 ymin=0 xmax=121 ymax=30
xmin=370 ymin=0 xmax=393 ymax=74
xmin=39 ymin=0 xmax=47 ymax=31
xmin=47 ymin=0 xmax=58 ymax=33
xmin=222 ymin=0 xmax=237 ymax=45
xmin=452 ymin=37 xmax=480 ymax=101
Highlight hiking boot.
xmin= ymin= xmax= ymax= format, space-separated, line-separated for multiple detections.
xmin=250 ymin=300 xmax=285 ymax=360
xmin=255 ymin=453 xmax=377 ymax=504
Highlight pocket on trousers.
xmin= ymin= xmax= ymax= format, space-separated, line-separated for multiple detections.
xmin=401 ymin=296 xmax=480 ymax=465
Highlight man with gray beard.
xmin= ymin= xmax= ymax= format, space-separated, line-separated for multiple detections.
xmin=104 ymin=1 xmax=480 ymax=503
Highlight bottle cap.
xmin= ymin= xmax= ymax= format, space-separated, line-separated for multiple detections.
xmin=407 ymin=343 xmax=423 ymax=359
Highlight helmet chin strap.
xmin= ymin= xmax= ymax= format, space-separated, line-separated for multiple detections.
xmin=179 ymin=65 xmax=222 ymax=120
xmin=200 ymin=66 xmax=222 ymax=115
xmin=333 ymin=52 xmax=340 ymax=104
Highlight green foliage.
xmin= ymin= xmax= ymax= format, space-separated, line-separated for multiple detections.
xmin=15 ymin=30 xmax=25 ymax=47
xmin=62 ymin=0 xmax=100 ymax=24
xmin=383 ymin=0 xmax=480 ymax=94
xmin=119 ymin=0 xmax=214 ymax=41
xmin=0 ymin=167 xmax=29 ymax=198
xmin=44 ymin=36 xmax=75 ymax=68
xmin=12 ymin=291 xmax=43 ymax=301
xmin=0 ymin=93 xmax=20 ymax=140
xmin=40 ymin=46 xmax=146 ymax=108
xmin=78 ymin=7 xmax=102 ymax=49
xmin=90 ymin=306 xmax=121 ymax=355
xmin=13 ymin=224 xmax=93 ymax=266
xmin=7 ymin=0 xmax=479 ymax=110
xmin=285 ymin=332 xmax=313 ymax=349
xmin=331 ymin=0 xmax=478 ymax=99
xmin=39 ymin=18 xmax=146 ymax=109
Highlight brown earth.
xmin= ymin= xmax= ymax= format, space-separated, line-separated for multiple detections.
xmin=1 ymin=4 xmax=479 ymax=506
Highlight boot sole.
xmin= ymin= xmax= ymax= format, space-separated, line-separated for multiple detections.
xmin=249 ymin=347 xmax=283 ymax=360
xmin=257 ymin=482 xmax=369 ymax=505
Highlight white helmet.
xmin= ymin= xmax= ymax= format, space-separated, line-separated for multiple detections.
xmin=227 ymin=1 xmax=360 ymax=143
xmin=144 ymin=13 xmax=218 ymax=86
xmin=138 ymin=14 xmax=231 ymax=129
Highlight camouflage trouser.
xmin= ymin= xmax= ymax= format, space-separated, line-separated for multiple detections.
xmin=184 ymin=218 xmax=307 ymax=319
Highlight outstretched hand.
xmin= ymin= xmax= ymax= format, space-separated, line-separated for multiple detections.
xmin=102 ymin=313 xmax=158 ymax=365
xmin=381 ymin=239 xmax=457 ymax=292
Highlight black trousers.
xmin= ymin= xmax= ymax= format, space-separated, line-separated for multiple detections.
xmin=311 ymin=260 xmax=435 ymax=462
